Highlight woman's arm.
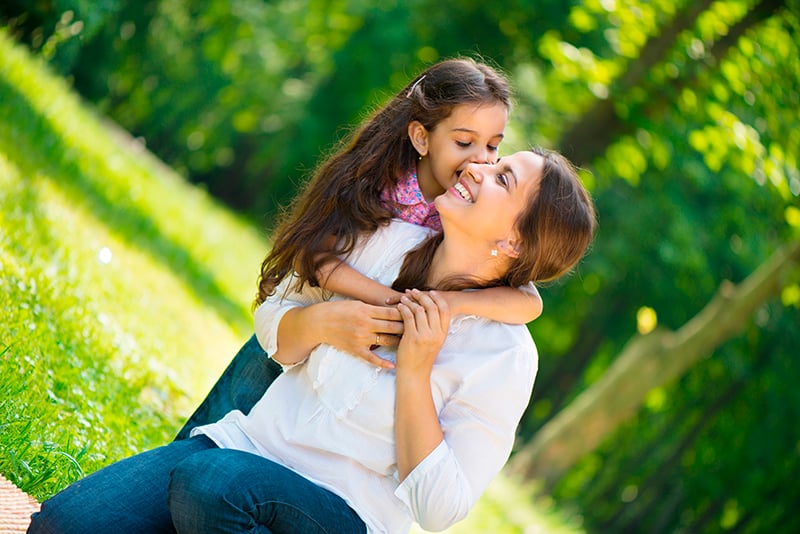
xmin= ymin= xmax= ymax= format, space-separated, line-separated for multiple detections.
xmin=255 ymin=289 xmax=404 ymax=369
xmin=392 ymin=291 xmax=537 ymax=531
xmin=442 ymin=283 xmax=543 ymax=324
xmin=394 ymin=290 xmax=449 ymax=480
xmin=273 ymin=300 xmax=403 ymax=368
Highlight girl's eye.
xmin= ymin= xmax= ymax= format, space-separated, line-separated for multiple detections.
xmin=456 ymin=141 xmax=471 ymax=148
xmin=488 ymin=144 xmax=499 ymax=152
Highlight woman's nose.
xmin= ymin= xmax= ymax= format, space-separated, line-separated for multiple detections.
xmin=463 ymin=163 xmax=484 ymax=183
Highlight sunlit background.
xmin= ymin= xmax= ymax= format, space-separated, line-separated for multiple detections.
xmin=1 ymin=1 xmax=799 ymax=532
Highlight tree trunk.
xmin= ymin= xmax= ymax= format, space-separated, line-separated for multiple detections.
xmin=508 ymin=240 xmax=800 ymax=488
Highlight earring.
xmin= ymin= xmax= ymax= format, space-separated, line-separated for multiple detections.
xmin=490 ymin=249 xmax=498 ymax=257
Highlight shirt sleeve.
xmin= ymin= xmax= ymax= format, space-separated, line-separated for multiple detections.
xmin=253 ymin=275 xmax=323 ymax=369
xmin=517 ymin=280 xmax=539 ymax=296
xmin=393 ymin=343 xmax=537 ymax=531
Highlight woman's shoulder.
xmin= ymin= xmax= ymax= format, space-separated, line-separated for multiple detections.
xmin=445 ymin=319 xmax=537 ymax=374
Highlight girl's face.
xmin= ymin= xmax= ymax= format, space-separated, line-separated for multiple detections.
xmin=435 ymin=151 xmax=543 ymax=246
xmin=413 ymin=102 xmax=508 ymax=202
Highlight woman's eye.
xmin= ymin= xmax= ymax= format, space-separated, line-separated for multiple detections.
xmin=497 ymin=173 xmax=508 ymax=187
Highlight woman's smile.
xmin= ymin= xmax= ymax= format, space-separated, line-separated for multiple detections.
xmin=451 ymin=181 xmax=474 ymax=202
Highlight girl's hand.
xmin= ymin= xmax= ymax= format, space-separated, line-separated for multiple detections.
xmin=396 ymin=289 xmax=451 ymax=377
xmin=384 ymin=289 xmax=404 ymax=306
xmin=317 ymin=300 xmax=403 ymax=369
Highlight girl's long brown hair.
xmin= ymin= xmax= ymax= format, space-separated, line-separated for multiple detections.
xmin=392 ymin=147 xmax=596 ymax=293
xmin=256 ymin=58 xmax=511 ymax=305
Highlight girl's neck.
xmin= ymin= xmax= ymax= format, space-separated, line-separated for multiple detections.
xmin=416 ymin=163 xmax=445 ymax=203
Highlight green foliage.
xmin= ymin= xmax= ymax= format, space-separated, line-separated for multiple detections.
xmin=525 ymin=2 xmax=800 ymax=532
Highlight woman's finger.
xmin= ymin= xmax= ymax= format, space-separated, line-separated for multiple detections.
xmin=428 ymin=290 xmax=450 ymax=332
xmin=408 ymin=289 xmax=440 ymax=332
xmin=355 ymin=347 xmax=395 ymax=369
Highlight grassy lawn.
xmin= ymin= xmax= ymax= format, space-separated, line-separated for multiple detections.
xmin=0 ymin=28 xmax=582 ymax=533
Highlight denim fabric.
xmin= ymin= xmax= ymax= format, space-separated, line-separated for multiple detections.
xmin=28 ymin=435 xmax=217 ymax=534
xmin=169 ymin=448 xmax=367 ymax=534
xmin=174 ymin=333 xmax=283 ymax=440
xmin=28 ymin=435 xmax=365 ymax=534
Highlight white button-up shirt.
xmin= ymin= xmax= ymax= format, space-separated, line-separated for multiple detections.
xmin=194 ymin=220 xmax=538 ymax=533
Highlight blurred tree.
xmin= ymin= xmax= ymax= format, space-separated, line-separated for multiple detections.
xmin=509 ymin=240 xmax=800 ymax=487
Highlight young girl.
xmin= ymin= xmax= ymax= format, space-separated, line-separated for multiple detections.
xmin=176 ymin=57 xmax=541 ymax=437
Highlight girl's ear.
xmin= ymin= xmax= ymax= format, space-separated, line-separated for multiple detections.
xmin=408 ymin=121 xmax=429 ymax=157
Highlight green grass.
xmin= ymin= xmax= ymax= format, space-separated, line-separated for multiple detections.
xmin=0 ymin=27 xmax=582 ymax=532
xmin=0 ymin=27 xmax=265 ymax=500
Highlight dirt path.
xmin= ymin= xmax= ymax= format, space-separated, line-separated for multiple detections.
xmin=0 ymin=475 xmax=39 ymax=533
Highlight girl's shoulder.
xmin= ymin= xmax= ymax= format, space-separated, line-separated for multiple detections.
xmin=365 ymin=219 xmax=434 ymax=250
xmin=347 ymin=220 xmax=433 ymax=275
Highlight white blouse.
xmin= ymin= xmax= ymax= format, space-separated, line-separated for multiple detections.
xmin=194 ymin=220 xmax=538 ymax=533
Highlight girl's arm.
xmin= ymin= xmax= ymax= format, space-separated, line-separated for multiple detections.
xmin=441 ymin=283 xmax=543 ymax=325
xmin=317 ymin=257 xmax=403 ymax=306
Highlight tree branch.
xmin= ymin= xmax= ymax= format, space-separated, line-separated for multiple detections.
xmin=508 ymin=240 xmax=800 ymax=487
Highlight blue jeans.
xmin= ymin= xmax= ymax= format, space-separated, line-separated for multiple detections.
xmin=175 ymin=334 xmax=283 ymax=440
xmin=28 ymin=436 xmax=366 ymax=533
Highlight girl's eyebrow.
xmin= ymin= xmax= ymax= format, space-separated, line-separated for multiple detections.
xmin=451 ymin=127 xmax=505 ymax=139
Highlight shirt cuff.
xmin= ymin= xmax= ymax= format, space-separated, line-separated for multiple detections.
xmin=253 ymin=300 xmax=302 ymax=366
xmin=393 ymin=439 xmax=449 ymax=503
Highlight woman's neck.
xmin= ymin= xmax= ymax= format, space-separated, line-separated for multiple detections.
xmin=426 ymin=237 xmax=505 ymax=289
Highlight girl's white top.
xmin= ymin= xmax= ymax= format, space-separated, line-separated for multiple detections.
xmin=194 ymin=220 xmax=538 ymax=533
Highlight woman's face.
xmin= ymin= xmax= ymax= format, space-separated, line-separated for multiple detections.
xmin=434 ymin=151 xmax=543 ymax=245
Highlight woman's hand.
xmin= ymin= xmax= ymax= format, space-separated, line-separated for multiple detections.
xmin=315 ymin=299 xmax=404 ymax=369
xmin=395 ymin=289 xmax=451 ymax=377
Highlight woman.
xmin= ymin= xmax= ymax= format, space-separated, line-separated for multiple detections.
xmin=29 ymin=148 xmax=595 ymax=534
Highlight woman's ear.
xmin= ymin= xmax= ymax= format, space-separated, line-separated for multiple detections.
xmin=496 ymin=237 xmax=521 ymax=259
xmin=408 ymin=121 xmax=429 ymax=157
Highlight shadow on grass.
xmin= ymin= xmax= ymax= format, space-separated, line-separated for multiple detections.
xmin=0 ymin=74 xmax=253 ymax=332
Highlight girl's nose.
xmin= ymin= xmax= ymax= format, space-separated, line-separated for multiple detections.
xmin=470 ymin=146 xmax=490 ymax=165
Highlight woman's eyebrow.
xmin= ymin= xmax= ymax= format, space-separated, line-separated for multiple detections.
xmin=503 ymin=163 xmax=518 ymax=188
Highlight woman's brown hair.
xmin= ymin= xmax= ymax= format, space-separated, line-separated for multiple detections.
xmin=256 ymin=58 xmax=511 ymax=305
xmin=392 ymin=147 xmax=596 ymax=292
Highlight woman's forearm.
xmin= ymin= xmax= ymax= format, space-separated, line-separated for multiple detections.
xmin=394 ymin=369 xmax=444 ymax=481
xmin=269 ymin=299 xmax=404 ymax=367
xmin=272 ymin=304 xmax=329 ymax=365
